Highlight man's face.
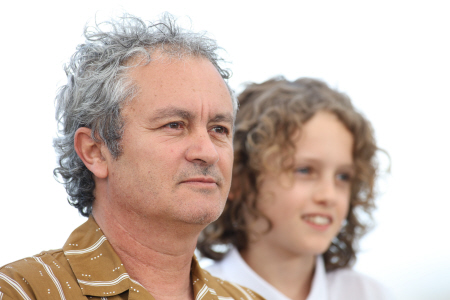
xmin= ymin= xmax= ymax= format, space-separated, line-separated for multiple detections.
xmin=103 ymin=55 xmax=234 ymax=227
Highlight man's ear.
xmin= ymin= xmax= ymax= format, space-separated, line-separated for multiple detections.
xmin=74 ymin=127 xmax=108 ymax=179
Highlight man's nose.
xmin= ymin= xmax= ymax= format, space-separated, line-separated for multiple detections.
xmin=185 ymin=130 xmax=220 ymax=165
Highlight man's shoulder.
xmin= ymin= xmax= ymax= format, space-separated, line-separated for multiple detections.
xmin=1 ymin=248 xmax=67 ymax=271
xmin=0 ymin=249 xmax=78 ymax=300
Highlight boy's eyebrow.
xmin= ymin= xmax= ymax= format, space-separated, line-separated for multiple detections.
xmin=295 ymin=156 xmax=355 ymax=168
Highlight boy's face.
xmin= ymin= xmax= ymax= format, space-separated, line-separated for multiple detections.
xmin=246 ymin=111 xmax=354 ymax=258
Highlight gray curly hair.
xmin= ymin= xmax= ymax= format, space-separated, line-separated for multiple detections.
xmin=53 ymin=13 xmax=236 ymax=217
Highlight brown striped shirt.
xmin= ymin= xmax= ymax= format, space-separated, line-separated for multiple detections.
xmin=0 ymin=216 xmax=264 ymax=300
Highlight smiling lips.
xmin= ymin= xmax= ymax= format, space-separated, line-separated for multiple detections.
xmin=302 ymin=214 xmax=332 ymax=230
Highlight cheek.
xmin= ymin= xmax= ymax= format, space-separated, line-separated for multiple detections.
xmin=337 ymin=196 xmax=351 ymax=222
xmin=259 ymin=194 xmax=299 ymax=225
xmin=219 ymin=148 xmax=233 ymax=174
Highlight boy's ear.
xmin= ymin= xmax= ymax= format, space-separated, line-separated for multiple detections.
xmin=227 ymin=182 xmax=242 ymax=201
xmin=74 ymin=127 xmax=108 ymax=179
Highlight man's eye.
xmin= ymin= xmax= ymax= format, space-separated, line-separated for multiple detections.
xmin=211 ymin=126 xmax=229 ymax=134
xmin=164 ymin=122 xmax=183 ymax=129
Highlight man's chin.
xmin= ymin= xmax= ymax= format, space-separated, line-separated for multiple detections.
xmin=184 ymin=205 xmax=225 ymax=226
xmin=187 ymin=211 xmax=222 ymax=226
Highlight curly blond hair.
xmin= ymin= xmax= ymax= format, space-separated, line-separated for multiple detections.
xmin=198 ymin=77 xmax=381 ymax=272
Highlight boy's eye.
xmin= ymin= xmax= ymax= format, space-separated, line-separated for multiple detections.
xmin=296 ymin=167 xmax=311 ymax=174
xmin=337 ymin=173 xmax=352 ymax=182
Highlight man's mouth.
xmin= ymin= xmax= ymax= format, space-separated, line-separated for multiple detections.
xmin=181 ymin=177 xmax=216 ymax=184
xmin=179 ymin=177 xmax=219 ymax=188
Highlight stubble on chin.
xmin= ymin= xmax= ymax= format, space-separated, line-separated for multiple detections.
xmin=172 ymin=168 xmax=228 ymax=224
xmin=174 ymin=164 xmax=224 ymax=186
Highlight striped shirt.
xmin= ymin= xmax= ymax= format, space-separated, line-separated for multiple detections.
xmin=0 ymin=216 xmax=263 ymax=300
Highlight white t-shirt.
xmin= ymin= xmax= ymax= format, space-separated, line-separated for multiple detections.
xmin=205 ymin=248 xmax=394 ymax=300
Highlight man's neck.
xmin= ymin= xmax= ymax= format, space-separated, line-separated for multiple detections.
xmin=92 ymin=205 xmax=202 ymax=300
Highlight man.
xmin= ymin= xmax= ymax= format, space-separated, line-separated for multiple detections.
xmin=0 ymin=14 xmax=263 ymax=300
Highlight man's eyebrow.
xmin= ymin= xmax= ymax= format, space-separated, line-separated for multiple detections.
xmin=150 ymin=107 xmax=193 ymax=122
xmin=210 ymin=113 xmax=234 ymax=128
xmin=149 ymin=108 xmax=234 ymax=129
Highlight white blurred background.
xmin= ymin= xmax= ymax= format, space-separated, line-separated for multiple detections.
xmin=1 ymin=1 xmax=449 ymax=299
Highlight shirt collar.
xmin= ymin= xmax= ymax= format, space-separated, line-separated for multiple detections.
xmin=63 ymin=216 xmax=135 ymax=297
xmin=225 ymin=247 xmax=291 ymax=300
xmin=222 ymin=247 xmax=329 ymax=300
xmin=63 ymin=216 xmax=221 ymax=299
xmin=307 ymin=256 xmax=329 ymax=300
